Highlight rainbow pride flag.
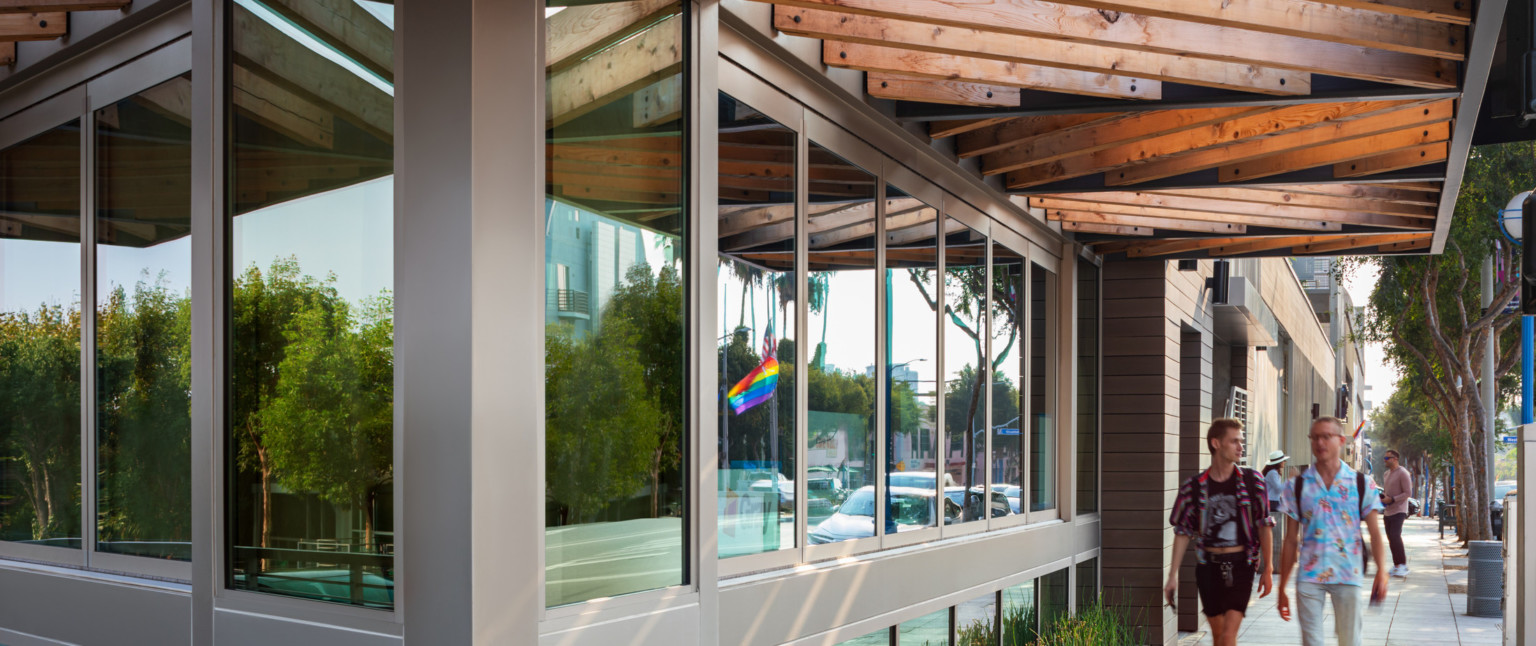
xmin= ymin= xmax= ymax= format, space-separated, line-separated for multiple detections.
xmin=727 ymin=357 xmax=779 ymax=415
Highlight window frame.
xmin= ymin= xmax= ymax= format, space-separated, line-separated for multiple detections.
xmin=938 ymin=197 xmax=992 ymax=541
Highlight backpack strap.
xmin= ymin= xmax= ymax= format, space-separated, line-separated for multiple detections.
xmin=1356 ymin=471 xmax=1367 ymax=519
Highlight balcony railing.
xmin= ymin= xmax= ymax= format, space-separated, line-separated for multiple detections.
xmin=556 ymin=289 xmax=590 ymax=315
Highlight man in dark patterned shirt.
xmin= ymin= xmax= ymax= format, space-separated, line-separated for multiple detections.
xmin=1165 ymin=418 xmax=1275 ymax=646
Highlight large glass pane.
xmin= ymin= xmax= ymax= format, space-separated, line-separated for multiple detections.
xmin=942 ymin=218 xmax=988 ymax=525
xmin=1029 ymin=263 xmax=1058 ymax=513
xmin=1000 ymin=581 xmax=1038 ymax=646
xmin=838 ymin=628 xmax=891 ymax=646
xmin=803 ymin=142 xmax=877 ymax=546
xmin=898 ymin=608 xmax=951 ymax=646
xmin=1075 ymin=557 xmax=1098 ymax=611
xmin=1076 ymin=259 xmax=1099 ymax=515
xmin=228 ymin=0 xmax=395 ymax=608
xmin=95 ymin=75 xmax=193 ymax=561
xmin=717 ymin=93 xmax=796 ymax=559
xmin=989 ymin=243 xmax=1023 ymax=519
xmin=1039 ymin=568 xmax=1070 ymax=635
xmin=544 ymin=0 xmax=686 ymax=606
xmin=0 ymin=121 xmax=82 ymax=549
xmin=884 ymin=186 xmax=940 ymax=536
xmin=955 ymin=591 xmax=998 ymax=646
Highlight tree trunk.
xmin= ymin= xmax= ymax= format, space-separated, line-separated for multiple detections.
xmin=361 ymin=491 xmax=376 ymax=552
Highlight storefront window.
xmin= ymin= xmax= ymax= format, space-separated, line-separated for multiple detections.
xmin=0 ymin=121 xmax=82 ymax=549
xmin=837 ymin=628 xmax=891 ymax=645
xmin=717 ymin=93 xmax=796 ymax=559
xmin=1039 ymin=568 xmax=1070 ymax=634
xmin=943 ymin=218 xmax=988 ymax=526
xmin=898 ymin=608 xmax=951 ymax=646
xmin=1076 ymin=260 xmax=1099 ymax=515
xmin=990 ymin=243 xmax=1023 ymax=520
xmin=882 ymin=186 xmax=940 ymax=537
xmin=1076 ymin=557 xmax=1099 ymax=610
xmin=95 ymin=75 xmax=193 ymax=561
xmin=955 ymin=590 xmax=998 ymax=645
xmin=227 ymin=0 xmax=395 ymax=608
xmin=1001 ymin=580 xmax=1038 ymax=645
xmin=804 ymin=142 xmax=877 ymax=546
xmin=544 ymin=0 xmax=686 ymax=606
xmin=1029 ymin=263 xmax=1057 ymax=513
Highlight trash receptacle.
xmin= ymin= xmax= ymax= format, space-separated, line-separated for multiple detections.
xmin=1467 ymin=540 xmax=1503 ymax=617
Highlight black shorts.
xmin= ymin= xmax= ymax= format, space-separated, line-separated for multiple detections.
xmin=1195 ymin=552 xmax=1255 ymax=617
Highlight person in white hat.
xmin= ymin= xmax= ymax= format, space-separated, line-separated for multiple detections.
xmin=1262 ymin=450 xmax=1289 ymax=565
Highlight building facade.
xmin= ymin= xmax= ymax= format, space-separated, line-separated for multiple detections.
xmin=0 ymin=0 xmax=1500 ymax=644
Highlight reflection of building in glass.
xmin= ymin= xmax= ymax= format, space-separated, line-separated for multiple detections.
xmin=545 ymin=199 xmax=650 ymax=337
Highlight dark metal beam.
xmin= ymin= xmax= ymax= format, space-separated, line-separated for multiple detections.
xmin=893 ymin=76 xmax=1458 ymax=122
xmin=1432 ymin=0 xmax=1509 ymax=253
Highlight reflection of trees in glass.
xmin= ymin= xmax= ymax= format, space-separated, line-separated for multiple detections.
xmin=231 ymin=258 xmax=393 ymax=551
xmin=97 ymin=278 xmax=191 ymax=549
xmin=0 ymin=305 xmax=81 ymax=541
xmin=946 ymin=366 xmax=1019 ymax=443
xmin=956 ymin=614 xmax=998 ymax=646
xmin=547 ymin=264 xmax=684 ymax=523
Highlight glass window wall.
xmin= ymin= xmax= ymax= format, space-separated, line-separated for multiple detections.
xmin=1000 ymin=580 xmax=1038 ymax=645
xmin=543 ymin=0 xmax=686 ymax=606
xmin=1076 ymin=260 xmax=1099 ymax=515
xmin=838 ymin=628 xmax=891 ymax=645
xmin=1039 ymin=568 xmax=1070 ymax=635
xmin=95 ymin=75 xmax=193 ymax=561
xmin=942 ymin=218 xmax=989 ymax=526
xmin=1029 ymin=263 xmax=1058 ymax=513
xmin=227 ymin=0 xmax=396 ymax=608
xmin=898 ymin=608 xmax=950 ymax=646
xmin=717 ymin=93 xmax=796 ymax=559
xmin=803 ymin=142 xmax=877 ymax=546
xmin=0 ymin=121 xmax=83 ymax=550
xmin=1075 ymin=557 xmax=1099 ymax=610
xmin=955 ymin=591 xmax=998 ymax=646
xmin=882 ymin=186 xmax=941 ymax=536
xmin=989 ymin=243 xmax=1023 ymax=520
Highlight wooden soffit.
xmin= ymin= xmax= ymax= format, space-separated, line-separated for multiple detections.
xmin=751 ymin=0 xmax=1506 ymax=259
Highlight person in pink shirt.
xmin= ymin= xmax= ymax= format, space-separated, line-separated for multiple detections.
xmin=1380 ymin=450 xmax=1413 ymax=577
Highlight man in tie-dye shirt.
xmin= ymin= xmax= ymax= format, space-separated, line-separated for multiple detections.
xmin=1277 ymin=417 xmax=1388 ymax=646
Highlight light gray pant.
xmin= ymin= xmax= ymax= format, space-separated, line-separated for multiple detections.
xmin=1297 ymin=581 xmax=1362 ymax=646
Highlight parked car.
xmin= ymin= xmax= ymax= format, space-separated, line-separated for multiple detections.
xmin=1002 ymin=485 xmax=1021 ymax=514
xmin=808 ymin=486 xmax=961 ymax=544
xmin=1492 ymin=480 xmax=1517 ymax=539
xmin=806 ymin=475 xmax=845 ymax=520
xmin=943 ymin=486 xmax=1014 ymax=520
xmin=886 ymin=471 xmax=957 ymax=491
xmin=748 ymin=473 xmax=794 ymax=514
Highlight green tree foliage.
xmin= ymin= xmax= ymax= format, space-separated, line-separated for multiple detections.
xmin=0 ymin=304 xmax=81 ymax=541
xmin=96 ymin=277 xmax=191 ymax=549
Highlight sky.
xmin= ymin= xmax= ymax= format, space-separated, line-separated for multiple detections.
xmin=1342 ymin=263 xmax=1398 ymax=411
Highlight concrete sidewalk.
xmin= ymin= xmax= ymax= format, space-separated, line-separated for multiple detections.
xmin=1179 ymin=518 xmax=1503 ymax=645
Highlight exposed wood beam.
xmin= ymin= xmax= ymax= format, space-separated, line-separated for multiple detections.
xmin=1060 ymin=221 xmax=1154 ymax=236
xmin=1142 ymin=186 xmax=1436 ymax=218
xmin=956 ymin=112 xmax=1119 ymax=159
xmin=824 ymin=41 xmax=1158 ymax=100
xmin=1380 ymin=237 xmax=1434 ymax=251
xmin=777 ymin=6 xmax=1306 ymax=95
xmin=1030 ymin=194 xmax=1427 ymax=229
xmin=929 ymin=117 xmax=1015 ymax=140
xmin=545 ymin=0 xmax=678 ymax=71
xmin=1028 ymin=199 xmax=1344 ymax=231
xmin=1048 ymin=209 xmax=1247 ymax=234
xmin=868 ymin=73 xmax=1020 ymax=108
xmin=984 ymin=105 xmax=1277 ymax=177
xmin=261 ymin=0 xmax=394 ymax=82
xmin=232 ymin=64 xmax=334 ymax=149
xmin=1333 ymin=142 xmax=1449 ymax=177
xmin=559 ymin=184 xmax=679 ymax=205
xmin=1125 ymin=236 xmax=1263 ymax=257
xmin=0 ymin=12 xmax=65 ymax=41
xmin=547 ymin=14 xmax=681 ymax=127
xmin=233 ymin=5 xmax=393 ymax=140
xmin=1106 ymin=99 xmax=1451 ymax=186
xmin=634 ymin=76 xmax=682 ymax=127
xmin=0 ymin=1 xmax=128 ymax=10
xmin=1052 ymin=0 xmax=1465 ymax=60
xmin=1308 ymin=0 xmax=1471 ymax=25
xmin=1223 ymin=121 xmax=1451 ymax=181
xmin=1009 ymin=99 xmax=1426 ymax=188
xmin=1291 ymin=232 xmax=1432 ymax=253
xmin=1241 ymin=182 xmax=1439 ymax=206
xmin=751 ymin=0 xmax=1456 ymax=88
xmin=1207 ymin=234 xmax=1337 ymax=256
xmin=132 ymin=75 xmax=193 ymax=126
xmin=1 ymin=42 xmax=16 ymax=66
xmin=889 ymin=215 xmax=966 ymax=246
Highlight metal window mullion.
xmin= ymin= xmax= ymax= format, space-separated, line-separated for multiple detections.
xmin=1021 ymin=245 xmax=1032 ymax=525
xmin=982 ymin=236 xmax=992 ymax=530
xmin=795 ymin=122 xmax=809 ymax=556
xmin=872 ymin=163 xmax=886 ymax=541
xmin=80 ymin=104 xmax=97 ymax=566
xmin=934 ymin=199 xmax=946 ymax=536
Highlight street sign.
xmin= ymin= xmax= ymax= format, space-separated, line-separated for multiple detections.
xmin=1501 ymin=434 xmax=1519 ymax=444
xmin=996 ymin=428 xmax=1020 ymax=436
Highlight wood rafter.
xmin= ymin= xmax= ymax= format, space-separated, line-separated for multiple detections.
xmin=778 ymin=6 xmax=1307 ymax=95
xmin=1060 ymin=221 xmax=1154 ymax=236
xmin=547 ymin=13 xmax=681 ymax=127
xmin=956 ymin=112 xmax=1119 ymax=159
xmin=754 ymin=0 xmax=1456 ymax=88
xmin=0 ymin=1 xmax=128 ymax=10
xmin=1222 ymin=121 xmax=1450 ymax=181
xmin=1051 ymin=0 xmax=1465 ymax=60
xmin=1029 ymin=193 xmax=1431 ymax=229
xmin=985 ymin=104 xmax=1279 ymax=177
xmin=1310 ymin=0 xmax=1470 ymax=25
xmin=545 ymin=0 xmax=678 ymax=71
xmin=868 ymin=73 xmax=1019 ymax=108
xmin=824 ymin=41 xmax=1159 ymax=100
xmin=0 ymin=12 xmax=64 ymax=41
xmin=1141 ymin=186 xmax=1436 ymax=218
xmin=929 ymin=117 xmax=1015 ymax=140
xmin=1102 ymin=99 xmax=1451 ymax=186
xmin=1289 ymin=231 xmax=1432 ymax=253
xmin=261 ymin=0 xmax=394 ymax=82
xmin=1333 ymin=142 xmax=1449 ymax=177
xmin=1047 ymin=209 xmax=1248 ymax=234
xmin=1030 ymin=201 xmax=1343 ymax=231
